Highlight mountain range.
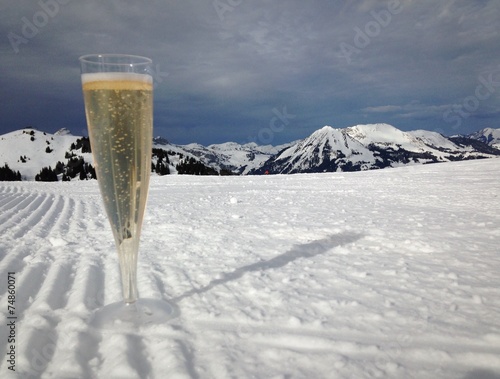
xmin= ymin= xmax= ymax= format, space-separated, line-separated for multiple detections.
xmin=251 ymin=124 xmax=500 ymax=174
xmin=0 ymin=124 xmax=499 ymax=180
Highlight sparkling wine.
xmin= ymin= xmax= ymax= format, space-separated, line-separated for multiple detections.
xmin=82 ymin=72 xmax=153 ymax=303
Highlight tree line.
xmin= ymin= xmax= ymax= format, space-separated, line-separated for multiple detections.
xmin=1 ymin=138 xmax=230 ymax=181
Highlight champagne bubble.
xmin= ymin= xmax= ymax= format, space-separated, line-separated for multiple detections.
xmin=83 ymin=75 xmax=152 ymax=249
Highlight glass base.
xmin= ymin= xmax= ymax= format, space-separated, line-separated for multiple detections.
xmin=90 ymin=298 xmax=180 ymax=330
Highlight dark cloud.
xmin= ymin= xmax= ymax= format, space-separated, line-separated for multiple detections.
xmin=0 ymin=0 xmax=499 ymax=145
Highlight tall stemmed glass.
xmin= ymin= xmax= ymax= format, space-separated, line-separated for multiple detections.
xmin=80 ymin=54 xmax=177 ymax=327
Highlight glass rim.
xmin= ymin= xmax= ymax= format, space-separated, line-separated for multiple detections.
xmin=79 ymin=54 xmax=152 ymax=66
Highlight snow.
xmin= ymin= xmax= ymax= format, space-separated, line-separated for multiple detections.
xmin=345 ymin=123 xmax=424 ymax=151
xmin=152 ymin=140 xmax=288 ymax=175
xmin=274 ymin=126 xmax=374 ymax=172
xmin=1 ymin=128 xmax=284 ymax=180
xmin=408 ymin=129 xmax=460 ymax=151
xmin=0 ymin=129 xmax=91 ymax=180
xmin=268 ymin=125 xmax=500 ymax=174
xmin=193 ymin=142 xmax=289 ymax=175
xmin=1 ymin=159 xmax=500 ymax=379
xmin=469 ymin=128 xmax=500 ymax=149
xmin=3 ymin=126 xmax=500 ymax=179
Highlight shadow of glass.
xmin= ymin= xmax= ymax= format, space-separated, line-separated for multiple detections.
xmin=463 ymin=370 xmax=500 ymax=379
xmin=173 ymin=232 xmax=362 ymax=302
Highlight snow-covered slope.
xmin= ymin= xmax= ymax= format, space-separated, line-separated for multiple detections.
xmin=1 ymin=159 xmax=499 ymax=379
xmin=346 ymin=123 xmax=426 ymax=151
xmin=253 ymin=124 xmax=500 ymax=174
xmin=469 ymin=127 xmax=500 ymax=149
xmin=0 ymin=128 xmax=91 ymax=180
xmin=408 ymin=129 xmax=462 ymax=151
xmin=2 ymin=125 xmax=500 ymax=179
xmin=150 ymin=140 xmax=289 ymax=175
xmin=347 ymin=124 xmax=462 ymax=157
xmin=178 ymin=141 xmax=291 ymax=175
xmin=259 ymin=125 xmax=375 ymax=173
xmin=0 ymin=128 xmax=285 ymax=179
xmin=207 ymin=142 xmax=290 ymax=175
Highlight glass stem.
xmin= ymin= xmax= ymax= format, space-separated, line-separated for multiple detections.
xmin=118 ymin=238 xmax=139 ymax=303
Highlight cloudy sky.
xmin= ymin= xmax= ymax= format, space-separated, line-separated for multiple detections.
xmin=1 ymin=0 xmax=499 ymax=145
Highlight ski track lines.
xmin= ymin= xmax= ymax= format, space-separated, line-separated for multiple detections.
xmin=0 ymin=184 xmax=102 ymax=378
xmin=0 ymin=161 xmax=499 ymax=379
xmin=0 ymin=190 xmax=63 ymax=240
xmin=0 ymin=183 xmax=158 ymax=379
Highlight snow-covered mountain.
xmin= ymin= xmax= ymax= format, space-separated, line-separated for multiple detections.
xmin=152 ymin=138 xmax=290 ymax=175
xmin=180 ymin=141 xmax=291 ymax=175
xmin=0 ymin=128 xmax=93 ymax=181
xmin=0 ymin=128 xmax=283 ymax=180
xmin=251 ymin=124 xmax=500 ymax=174
xmin=468 ymin=127 xmax=500 ymax=149
xmin=1 ymin=125 xmax=499 ymax=180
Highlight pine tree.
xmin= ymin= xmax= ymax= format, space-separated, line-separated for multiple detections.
xmin=0 ymin=164 xmax=21 ymax=181
xmin=35 ymin=166 xmax=58 ymax=182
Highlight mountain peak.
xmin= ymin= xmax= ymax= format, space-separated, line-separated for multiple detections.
xmin=317 ymin=125 xmax=335 ymax=132
xmin=468 ymin=128 xmax=500 ymax=148
xmin=303 ymin=125 xmax=344 ymax=144
xmin=2 ymin=125 xmax=500 ymax=180
xmin=251 ymin=124 xmax=500 ymax=174
xmin=346 ymin=123 xmax=399 ymax=138
xmin=153 ymin=136 xmax=170 ymax=145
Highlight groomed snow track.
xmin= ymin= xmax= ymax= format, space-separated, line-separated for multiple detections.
xmin=1 ymin=159 xmax=500 ymax=379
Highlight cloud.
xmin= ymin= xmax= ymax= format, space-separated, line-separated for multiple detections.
xmin=0 ymin=0 xmax=499 ymax=144
xmin=363 ymin=105 xmax=403 ymax=113
xmin=363 ymin=102 xmax=451 ymax=119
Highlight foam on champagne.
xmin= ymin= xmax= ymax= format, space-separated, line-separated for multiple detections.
xmin=82 ymin=72 xmax=153 ymax=91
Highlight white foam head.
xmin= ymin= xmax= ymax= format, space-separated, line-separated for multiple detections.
xmin=82 ymin=72 xmax=153 ymax=84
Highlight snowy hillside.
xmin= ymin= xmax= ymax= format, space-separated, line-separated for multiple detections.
xmin=469 ymin=127 xmax=500 ymax=149
xmin=253 ymin=124 xmax=500 ymax=174
xmin=408 ymin=129 xmax=462 ymax=151
xmin=346 ymin=123 xmax=426 ymax=150
xmin=176 ymin=142 xmax=289 ymax=175
xmin=0 ymin=129 xmax=92 ymax=180
xmin=0 ymin=159 xmax=499 ymax=379
xmin=0 ymin=128 xmax=283 ymax=179
xmin=256 ymin=125 xmax=375 ymax=173
xmin=2 ymin=125 xmax=500 ymax=179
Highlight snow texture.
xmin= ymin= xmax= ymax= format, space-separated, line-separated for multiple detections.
xmin=1 ymin=159 xmax=500 ymax=379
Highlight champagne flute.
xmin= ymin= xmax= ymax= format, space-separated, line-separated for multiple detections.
xmin=80 ymin=54 xmax=178 ymax=327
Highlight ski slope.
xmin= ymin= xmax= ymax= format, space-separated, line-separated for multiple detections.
xmin=1 ymin=159 xmax=500 ymax=379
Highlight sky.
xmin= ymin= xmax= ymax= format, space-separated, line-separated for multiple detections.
xmin=0 ymin=0 xmax=499 ymax=146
